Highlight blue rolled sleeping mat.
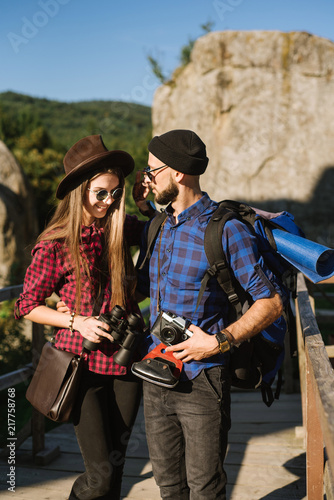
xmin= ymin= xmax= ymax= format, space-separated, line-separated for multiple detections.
xmin=272 ymin=229 xmax=334 ymax=283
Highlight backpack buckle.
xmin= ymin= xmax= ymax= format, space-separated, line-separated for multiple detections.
xmin=209 ymin=261 xmax=227 ymax=277
xmin=228 ymin=292 xmax=239 ymax=305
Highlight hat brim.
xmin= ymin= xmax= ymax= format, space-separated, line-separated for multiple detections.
xmin=56 ymin=150 xmax=134 ymax=199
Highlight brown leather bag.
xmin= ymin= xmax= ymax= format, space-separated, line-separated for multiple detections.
xmin=26 ymin=342 xmax=84 ymax=422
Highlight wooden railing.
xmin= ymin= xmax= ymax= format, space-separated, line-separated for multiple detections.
xmin=296 ymin=273 xmax=334 ymax=499
xmin=1 ymin=275 xmax=334 ymax=488
xmin=0 ymin=285 xmax=56 ymax=464
xmin=0 ymin=287 xmax=149 ymax=465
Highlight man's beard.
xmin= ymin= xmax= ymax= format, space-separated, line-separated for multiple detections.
xmin=155 ymin=177 xmax=179 ymax=205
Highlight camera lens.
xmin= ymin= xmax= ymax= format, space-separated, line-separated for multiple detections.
xmin=160 ymin=326 xmax=179 ymax=344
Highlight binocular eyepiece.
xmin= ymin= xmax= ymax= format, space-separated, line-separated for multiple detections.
xmin=82 ymin=305 xmax=145 ymax=366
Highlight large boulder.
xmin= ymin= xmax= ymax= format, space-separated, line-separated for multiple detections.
xmin=0 ymin=141 xmax=38 ymax=287
xmin=152 ymin=31 xmax=334 ymax=244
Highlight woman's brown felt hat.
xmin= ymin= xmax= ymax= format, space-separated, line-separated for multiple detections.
xmin=56 ymin=135 xmax=135 ymax=199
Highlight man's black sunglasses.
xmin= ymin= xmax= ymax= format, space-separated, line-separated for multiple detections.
xmin=141 ymin=165 xmax=168 ymax=181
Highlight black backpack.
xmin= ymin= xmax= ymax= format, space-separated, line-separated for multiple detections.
xmin=138 ymin=200 xmax=305 ymax=406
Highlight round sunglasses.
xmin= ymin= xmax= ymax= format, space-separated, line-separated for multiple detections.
xmin=87 ymin=187 xmax=123 ymax=201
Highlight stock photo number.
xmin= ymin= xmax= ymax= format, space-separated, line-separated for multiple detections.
xmin=7 ymin=387 xmax=16 ymax=492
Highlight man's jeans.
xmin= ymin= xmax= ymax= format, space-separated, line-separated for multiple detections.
xmin=143 ymin=366 xmax=231 ymax=500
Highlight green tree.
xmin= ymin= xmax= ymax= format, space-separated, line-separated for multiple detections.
xmin=147 ymin=55 xmax=167 ymax=84
xmin=147 ymin=21 xmax=215 ymax=82
xmin=14 ymin=136 xmax=63 ymax=230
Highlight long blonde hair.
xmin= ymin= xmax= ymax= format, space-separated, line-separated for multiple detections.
xmin=38 ymin=167 xmax=136 ymax=313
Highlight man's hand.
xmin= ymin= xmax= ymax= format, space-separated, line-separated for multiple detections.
xmin=132 ymin=171 xmax=150 ymax=211
xmin=165 ymin=325 xmax=220 ymax=362
xmin=56 ymin=300 xmax=70 ymax=314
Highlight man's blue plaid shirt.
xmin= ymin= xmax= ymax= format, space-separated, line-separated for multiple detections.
xmin=136 ymin=193 xmax=287 ymax=380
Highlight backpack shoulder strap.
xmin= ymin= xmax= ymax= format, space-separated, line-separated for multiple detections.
xmin=137 ymin=211 xmax=168 ymax=270
xmin=196 ymin=201 xmax=254 ymax=317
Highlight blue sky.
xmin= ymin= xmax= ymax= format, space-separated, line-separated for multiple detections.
xmin=1 ymin=0 xmax=334 ymax=107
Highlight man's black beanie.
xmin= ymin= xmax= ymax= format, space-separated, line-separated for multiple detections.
xmin=148 ymin=129 xmax=209 ymax=175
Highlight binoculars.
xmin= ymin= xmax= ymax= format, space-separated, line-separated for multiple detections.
xmin=82 ymin=305 xmax=145 ymax=366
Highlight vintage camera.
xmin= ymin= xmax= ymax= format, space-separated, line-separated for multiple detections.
xmin=82 ymin=305 xmax=145 ymax=366
xmin=151 ymin=311 xmax=193 ymax=346
xmin=131 ymin=311 xmax=193 ymax=388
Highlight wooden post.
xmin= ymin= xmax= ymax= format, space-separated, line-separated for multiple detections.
xmin=31 ymin=322 xmax=61 ymax=465
xmin=295 ymin=298 xmax=306 ymax=429
xmin=296 ymin=274 xmax=334 ymax=498
xmin=305 ymin=348 xmax=324 ymax=499
xmin=31 ymin=322 xmax=45 ymax=456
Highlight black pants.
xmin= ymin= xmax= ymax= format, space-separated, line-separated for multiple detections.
xmin=143 ymin=366 xmax=231 ymax=500
xmin=69 ymin=369 xmax=142 ymax=500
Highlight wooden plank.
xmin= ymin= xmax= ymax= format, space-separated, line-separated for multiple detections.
xmin=316 ymin=309 xmax=334 ymax=318
xmin=0 ymin=464 xmax=79 ymax=498
xmin=306 ymin=347 xmax=324 ymax=499
xmin=0 ymin=285 xmax=23 ymax=302
xmin=31 ymin=323 xmax=46 ymax=458
xmin=14 ymin=448 xmax=84 ymax=472
xmin=325 ymin=459 xmax=334 ymax=500
xmin=225 ymin=462 xmax=306 ymax=489
xmin=227 ymin=482 xmax=307 ymax=500
xmin=0 ymin=420 xmax=32 ymax=458
xmin=20 ymin=432 xmax=80 ymax=455
xmin=0 ymin=365 xmax=32 ymax=392
xmin=230 ymin=390 xmax=301 ymax=403
xmin=0 ymin=391 xmax=305 ymax=500
xmin=231 ymin=407 xmax=302 ymax=423
xmin=227 ymin=441 xmax=304 ymax=455
xmin=12 ymin=449 xmax=152 ymax=477
xmin=0 ymin=460 xmax=158 ymax=499
xmin=228 ymin=431 xmax=303 ymax=447
xmin=121 ymin=476 xmax=160 ymax=500
xmin=226 ymin=448 xmax=305 ymax=468
xmin=295 ymin=296 xmax=306 ymax=428
xmin=0 ymin=460 xmax=305 ymax=500
xmin=297 ymin=274 xmax=334 ymax=480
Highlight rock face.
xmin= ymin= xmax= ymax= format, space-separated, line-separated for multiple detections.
xmin=0 ymin=141 xmax=38 ymax=287
xmin=152 ymin=31 xmax=334 ymax=244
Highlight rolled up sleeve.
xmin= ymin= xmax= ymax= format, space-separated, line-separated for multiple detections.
xmin=223 ymin=220 xmax=283 ymax=302
xmin=14 ymin=241 xmax=64 ymax=319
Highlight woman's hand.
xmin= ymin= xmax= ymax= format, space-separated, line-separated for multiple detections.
xmin=24 ymin=305 xmax=115 ymax=345
xmin=73 ymin=315 xmax=115 ymax=344
xmin=56 ymin=301 xmax=115 ymax=345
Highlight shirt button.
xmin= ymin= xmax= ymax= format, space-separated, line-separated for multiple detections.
xmin=162 ymin=272 xmax=166 ymax=276
xmin=167 ymin=249 xmax=171 ymax=253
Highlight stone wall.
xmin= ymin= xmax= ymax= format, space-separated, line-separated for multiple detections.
xmin=0 ymin=141 xmax=38 ymax=287
xmin=152 ymin=31 xmax=334 ymax=244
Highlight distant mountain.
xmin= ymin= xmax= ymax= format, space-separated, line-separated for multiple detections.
xmin=0 ymin=91 xmax=152 ymax=151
